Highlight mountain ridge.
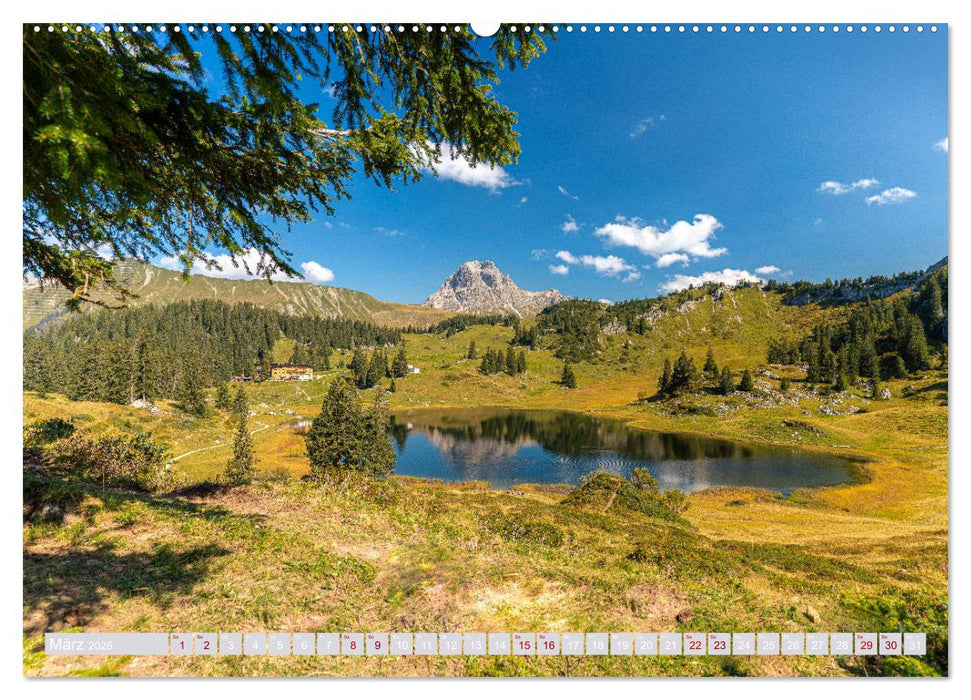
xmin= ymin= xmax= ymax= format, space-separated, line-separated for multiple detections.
xmin=23 ymin=260 xmax=453 ymax=330
xmin=422 ymin=260 xmax=567 ymax=317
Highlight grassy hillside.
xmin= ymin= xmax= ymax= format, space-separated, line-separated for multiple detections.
xmin=23 ymin=260 xmax=452 ymax=329
xmin=22 ymin=285 xmax=948 ymax=677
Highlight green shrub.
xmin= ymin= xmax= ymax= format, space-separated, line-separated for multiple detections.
xmin=629 ymin=467 xmax=660 ymax=494
xmin=480 ymin=512 xmax=564 ymax=548
xmin=562 ymin=471 xmax=688 ymax=524
xmin=24 ymin=418 xmax=76 ymax=447
xmin=48 ymin=432 xmax=174 ymax=492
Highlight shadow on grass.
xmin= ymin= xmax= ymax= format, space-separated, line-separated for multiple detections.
xmin=23 ymin=542 xmax=229 ymax=637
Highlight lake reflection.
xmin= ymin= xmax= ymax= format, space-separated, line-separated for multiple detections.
xmin=389 ymin=407 xmax=856 ymax=494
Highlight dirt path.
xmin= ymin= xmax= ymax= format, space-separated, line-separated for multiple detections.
xmin=168 ymin=422 xmax=270 ymax=463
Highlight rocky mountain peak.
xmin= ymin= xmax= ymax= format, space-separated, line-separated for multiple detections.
xmin=422 ymin=260 xmax=567 ymax=317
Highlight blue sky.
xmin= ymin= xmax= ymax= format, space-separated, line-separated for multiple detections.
xmin=163 ymin=26 xmax=948 ymax=304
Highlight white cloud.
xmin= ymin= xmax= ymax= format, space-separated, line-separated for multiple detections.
xmin=598 ymin=298 xmax=613 ymax=305
xmin=158 ymin=248 xmax=334 ymax=285
xmin=655 ymin=252 xmax=690 ymax=268
xmin=557 ymin=185 xmax=580 ymax=200
xmin=419 ymin=143 xmax=517 ymax=192
xmin=93 ymin=243 xmax=115 ymax=260
xmin=660 ymin=268 xmax=764 ymax=294
xmin=630 ymin=114 xmax=665 ymax=139
xmin=300 ymin=261 xmax=335 ymax=283
xmin=374 ymin=226 xmax=404 ymax=236
xmin=561 ymin=214 xmax=579 ymax=234
xmin=935 ymin=138 xmax=948 ymax=152
xmin=323 ymin=83 xmax=338 ymax=98
xmin=549 ymin=264 xmax=570 ymax=275
xmin=555 ymin=250 xmax=640 ymax=282
xmin=531 ymin=248 xmax=550 ymax=260
xmin=594 ymin=213 xmax=727 ymax=264
xmin=866 ymin=187 xmax=917 ymax=206
xmin=517 ymin=196 xmax=528 ymax=207
xmin=817 ymin=178 xmax=880 ymax=195
xmin=755 ymin=265 xmax=781 ymax=275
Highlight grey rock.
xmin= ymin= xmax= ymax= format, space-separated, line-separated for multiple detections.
xmin=423 ymin=260 xmax=567 ymax=317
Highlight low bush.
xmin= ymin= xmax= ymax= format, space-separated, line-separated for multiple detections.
xmin=561 ymin=471 xmax=689 ymax=523
xmin=480 ymin=512 xmax=564 ymax=548
xmin=47 ymin=432 xmax=174 ymax=492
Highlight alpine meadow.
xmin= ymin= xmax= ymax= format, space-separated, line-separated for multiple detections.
xmin=22 ymin=22 xmax=948 ymax=678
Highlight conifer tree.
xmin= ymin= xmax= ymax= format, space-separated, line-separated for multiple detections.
xmin=561 ymin=362 xmax=577 ymax=389
xmin=178 ymin=350 xmax=208 ymax=416
xmin=364 ymin=350 xmax=385 ymax=388
xmin=215 ymin=382 xmax=231 ymax=411
xmin=349 ymin=348 xmax=368 ymax=385
xmin=738 ymin=369 xmax=755 ymax=392
xmin=505 ymin=345 xmax=517 ymax=375
xmin=391 ymin=346 xmax=409 ymax=378
xmin=224 ymin=385 xmax=255 ymax=484
xmin=305 ymin=377 xmax=395 ymax=479
xmin=703 ymin=346 xmax=719 ymax=379
xmin=779 ymin=376 xmax=791 ymax=392
xmin=834 ymin=368 xmax=849 ymax=392
xmin=668 ymin=351 xmax=701 ymax=395
xmin=467 ymin=340 xmax=478 ymax=360
xmin=719 ymin=366 xmax=735 ymax=395
xmin=658 ymin=358 xmax=672 ymax=395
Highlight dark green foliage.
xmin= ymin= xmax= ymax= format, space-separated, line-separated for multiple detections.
xmin=881 ymin=353 xmax=908 ymax=380
xmin=391 ymin=346 xmax=409 ymax=378
xmin=224 ymin=386 xmax=254 ymax=485
xmin=305 ymin=378 xmax=395 ymax=479
xmin=779 ymin=376 xmax=791 ymax=392
xmin=24 ymin=25 xmax=548 ymax=310
xmin=834 ymin=368 xmax=849 ymax=392
xmin=560 ymin=362 xmax=577 ymax=389
xmin=24 ymin=418 xmax=76 ymax=448
xmin=480 ymin=512 xmax=564 ymax=548
xmin=658 ymin=351 xmax=701 ymax=397
xmin=214 ymin=383 xmax=232 ymax=411
xmin=421 ymin=313 xmax=519 ymax=336
xmin=466 ymin=340 xmax=477 ymax=360
xmin=629 ymin=467 xmax=659 ymax=494
xmin=511 ymin=323 xmax=539 ymax=349
xmin=23 ymin=299 xmax=399 ymax=404
xmin=719 ymin=366 xmax=735 ymax=395
xmin=478 ymin=346 xmax=524 ymax=376
xmin=658 ymin=358 xmax=672 ymax=394
xmin=769 ymin=288 xmax=943 ymax=384
xmin=535 ymin=300 xmax=605 ymax=361
xmin=361 ymin=349 xmax=387 ymax=389
xmin=47 ymin=431 xmax=172 ymax=491
xmin=738 ymin=369 xmax=755 ymax=392
xmin=561 ymin=471 xmax=688 ymax=524
xmin=703 ymin=346 xmax=719 ymax=379
xmin=178 ymin=350 xmax=208 ymax=417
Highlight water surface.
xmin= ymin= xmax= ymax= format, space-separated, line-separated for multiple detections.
xmin=388 ymin=407 xmax=856 ymax=495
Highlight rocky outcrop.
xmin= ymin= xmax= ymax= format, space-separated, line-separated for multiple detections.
xmin=422 ymin=260 xmax=567 ymax=317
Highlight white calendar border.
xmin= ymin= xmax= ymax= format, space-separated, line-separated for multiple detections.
xmin=3 ymin=0 xmax=963 ymax=697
